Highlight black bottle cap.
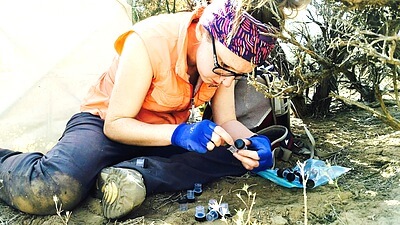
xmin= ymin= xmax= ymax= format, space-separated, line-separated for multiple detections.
xmin=306 ymin=179 xmax=315 ymax=188
xmin=286 ymin=173 xmax=295 ymax=182
xmin=177 ymin=196 xmax=188 ymax=204
xmin=234 ymin=139 xmax=246 ymax=149
xmin=277 ymin=168 xmax=285 ymax=178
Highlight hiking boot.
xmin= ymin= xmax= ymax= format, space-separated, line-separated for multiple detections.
xmin=96 ymin=167 xmax=146 ymax=219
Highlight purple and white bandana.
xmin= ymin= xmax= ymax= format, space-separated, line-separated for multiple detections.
xmin=199 ymin=0 xmax=277 ymax=65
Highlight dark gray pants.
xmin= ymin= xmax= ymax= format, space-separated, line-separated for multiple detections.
xmin=0 ymin=112 xmax=246 ymax=215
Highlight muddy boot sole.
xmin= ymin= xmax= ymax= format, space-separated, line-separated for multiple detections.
xmin=97 ymin=167 xmax=146 ymax=219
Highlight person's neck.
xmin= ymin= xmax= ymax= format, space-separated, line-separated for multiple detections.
xmin=187 ymin=23 xmax=199 ymax=86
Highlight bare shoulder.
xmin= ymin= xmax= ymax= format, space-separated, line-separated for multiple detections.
xmin=121 ymin=32 xmax=148 ymax=57
xmin=118 ymin=32 xmax=152 ymax=76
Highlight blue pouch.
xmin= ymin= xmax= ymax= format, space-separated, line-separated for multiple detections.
xmin=257 ymin=159 xmax=350 ymax=188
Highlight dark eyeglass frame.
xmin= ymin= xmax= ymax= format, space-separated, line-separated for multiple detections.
xmin=209 ymin=33 xmax=248 ymax=80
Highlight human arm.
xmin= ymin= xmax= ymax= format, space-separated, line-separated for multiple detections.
xmin=211 ymin=82 xmax=273 ymax=171
xmin=104 ymin=33 xmax=232 ymax=151
xmin=104 ymin=33 xmax=177 ymax=146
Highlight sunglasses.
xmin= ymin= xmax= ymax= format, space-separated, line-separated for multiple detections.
xmin=210 ymin=33 xmax=248 ymax=80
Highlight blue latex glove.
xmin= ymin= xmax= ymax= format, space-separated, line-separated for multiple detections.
xmin=171 ymin=120 xmax=217 ymax=153
xmin=248 ymin=134 xmax=273 ymax=172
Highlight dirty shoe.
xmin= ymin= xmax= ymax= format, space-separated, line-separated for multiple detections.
xmin=97 ymin=167 xmax=146 ymax=219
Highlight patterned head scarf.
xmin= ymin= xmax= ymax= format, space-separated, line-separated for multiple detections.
xmin=199 ymin=0 xmax=277 ymax=65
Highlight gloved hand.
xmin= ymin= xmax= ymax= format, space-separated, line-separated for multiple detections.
xmin=248 ymin=134 xmax=273 ymax=172
xmin=171 ymin=120 xmax=217 ymax=153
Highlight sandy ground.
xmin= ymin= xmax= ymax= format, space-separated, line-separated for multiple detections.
xmin=1 ymin=106 xmax=399 ymax=225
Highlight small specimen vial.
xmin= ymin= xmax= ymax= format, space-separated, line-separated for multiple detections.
xmin=187 ymin=190 xmax=195 ymax=203
xmin=135 ymin=158 xmax=146 ymax=168
xmin=206 ymin=209 xmax=219 ymax=221
xmin=293 ymin=171 xmax=315 ymax=188
xmin=227 ymin=139 xmax=247 ymax=153
xmin=219 ymin=202 xmax=232 ymax=217
xmin=304 ymin=179 xmax=315 ymax=188
xmin=193 ymin=183 xmax=202 ymax=196
xmin=277 ymin=168 xmax=295 ymax=182
xmin=177 ymin=197 xmax=188 ymax=211
xmin=195 ymin=205 xmax=206 ymax=222
xmin=208 ymin=198 xmax=218 ymax=211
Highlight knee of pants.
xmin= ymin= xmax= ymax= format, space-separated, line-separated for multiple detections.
xmin=9 ymin=192 xmax=83 ymax=215
xmin=1 ymin=173 xmax=86 ymax=215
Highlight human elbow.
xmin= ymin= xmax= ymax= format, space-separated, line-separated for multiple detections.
xmin=103 ymin=119 xmax=119 ymax=141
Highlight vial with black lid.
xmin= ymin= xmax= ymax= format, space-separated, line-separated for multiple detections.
xmin=219 ymin=202 xmax=232 ymax=217
xmin=277 ymin=168 xmax=295 ymax=182
xmin=293 ymin=171 xmax=315 ymax=188
xmin=193 ymin=183 xmax=202 ymax=196
xmin=187 ymin=190 xmax=195 ymax=203
xmin=195 ymin=205 xmax=206 ymax=222
xmin=177 ymin=196 xmax=188 ymax=211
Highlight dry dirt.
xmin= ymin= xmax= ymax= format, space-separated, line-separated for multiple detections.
xmin=1 ymin=106 xmax=399 ymax=225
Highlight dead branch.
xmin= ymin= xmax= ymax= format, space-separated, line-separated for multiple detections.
xmin=330 ymin=92 xmax=400 ymax=130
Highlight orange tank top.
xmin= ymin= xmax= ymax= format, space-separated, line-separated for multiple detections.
xmin=80 ymin=8 xmax=218 ymax=124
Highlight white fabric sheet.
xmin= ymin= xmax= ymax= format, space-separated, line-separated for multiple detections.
xmin=0 ymin=0 xmax=132 ymax=152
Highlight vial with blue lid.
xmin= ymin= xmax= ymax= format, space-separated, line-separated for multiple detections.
xmin=206 ymin=209 xmax=219 ymax=221
xmin=195 ymin=205 xmax=206 ymax=222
